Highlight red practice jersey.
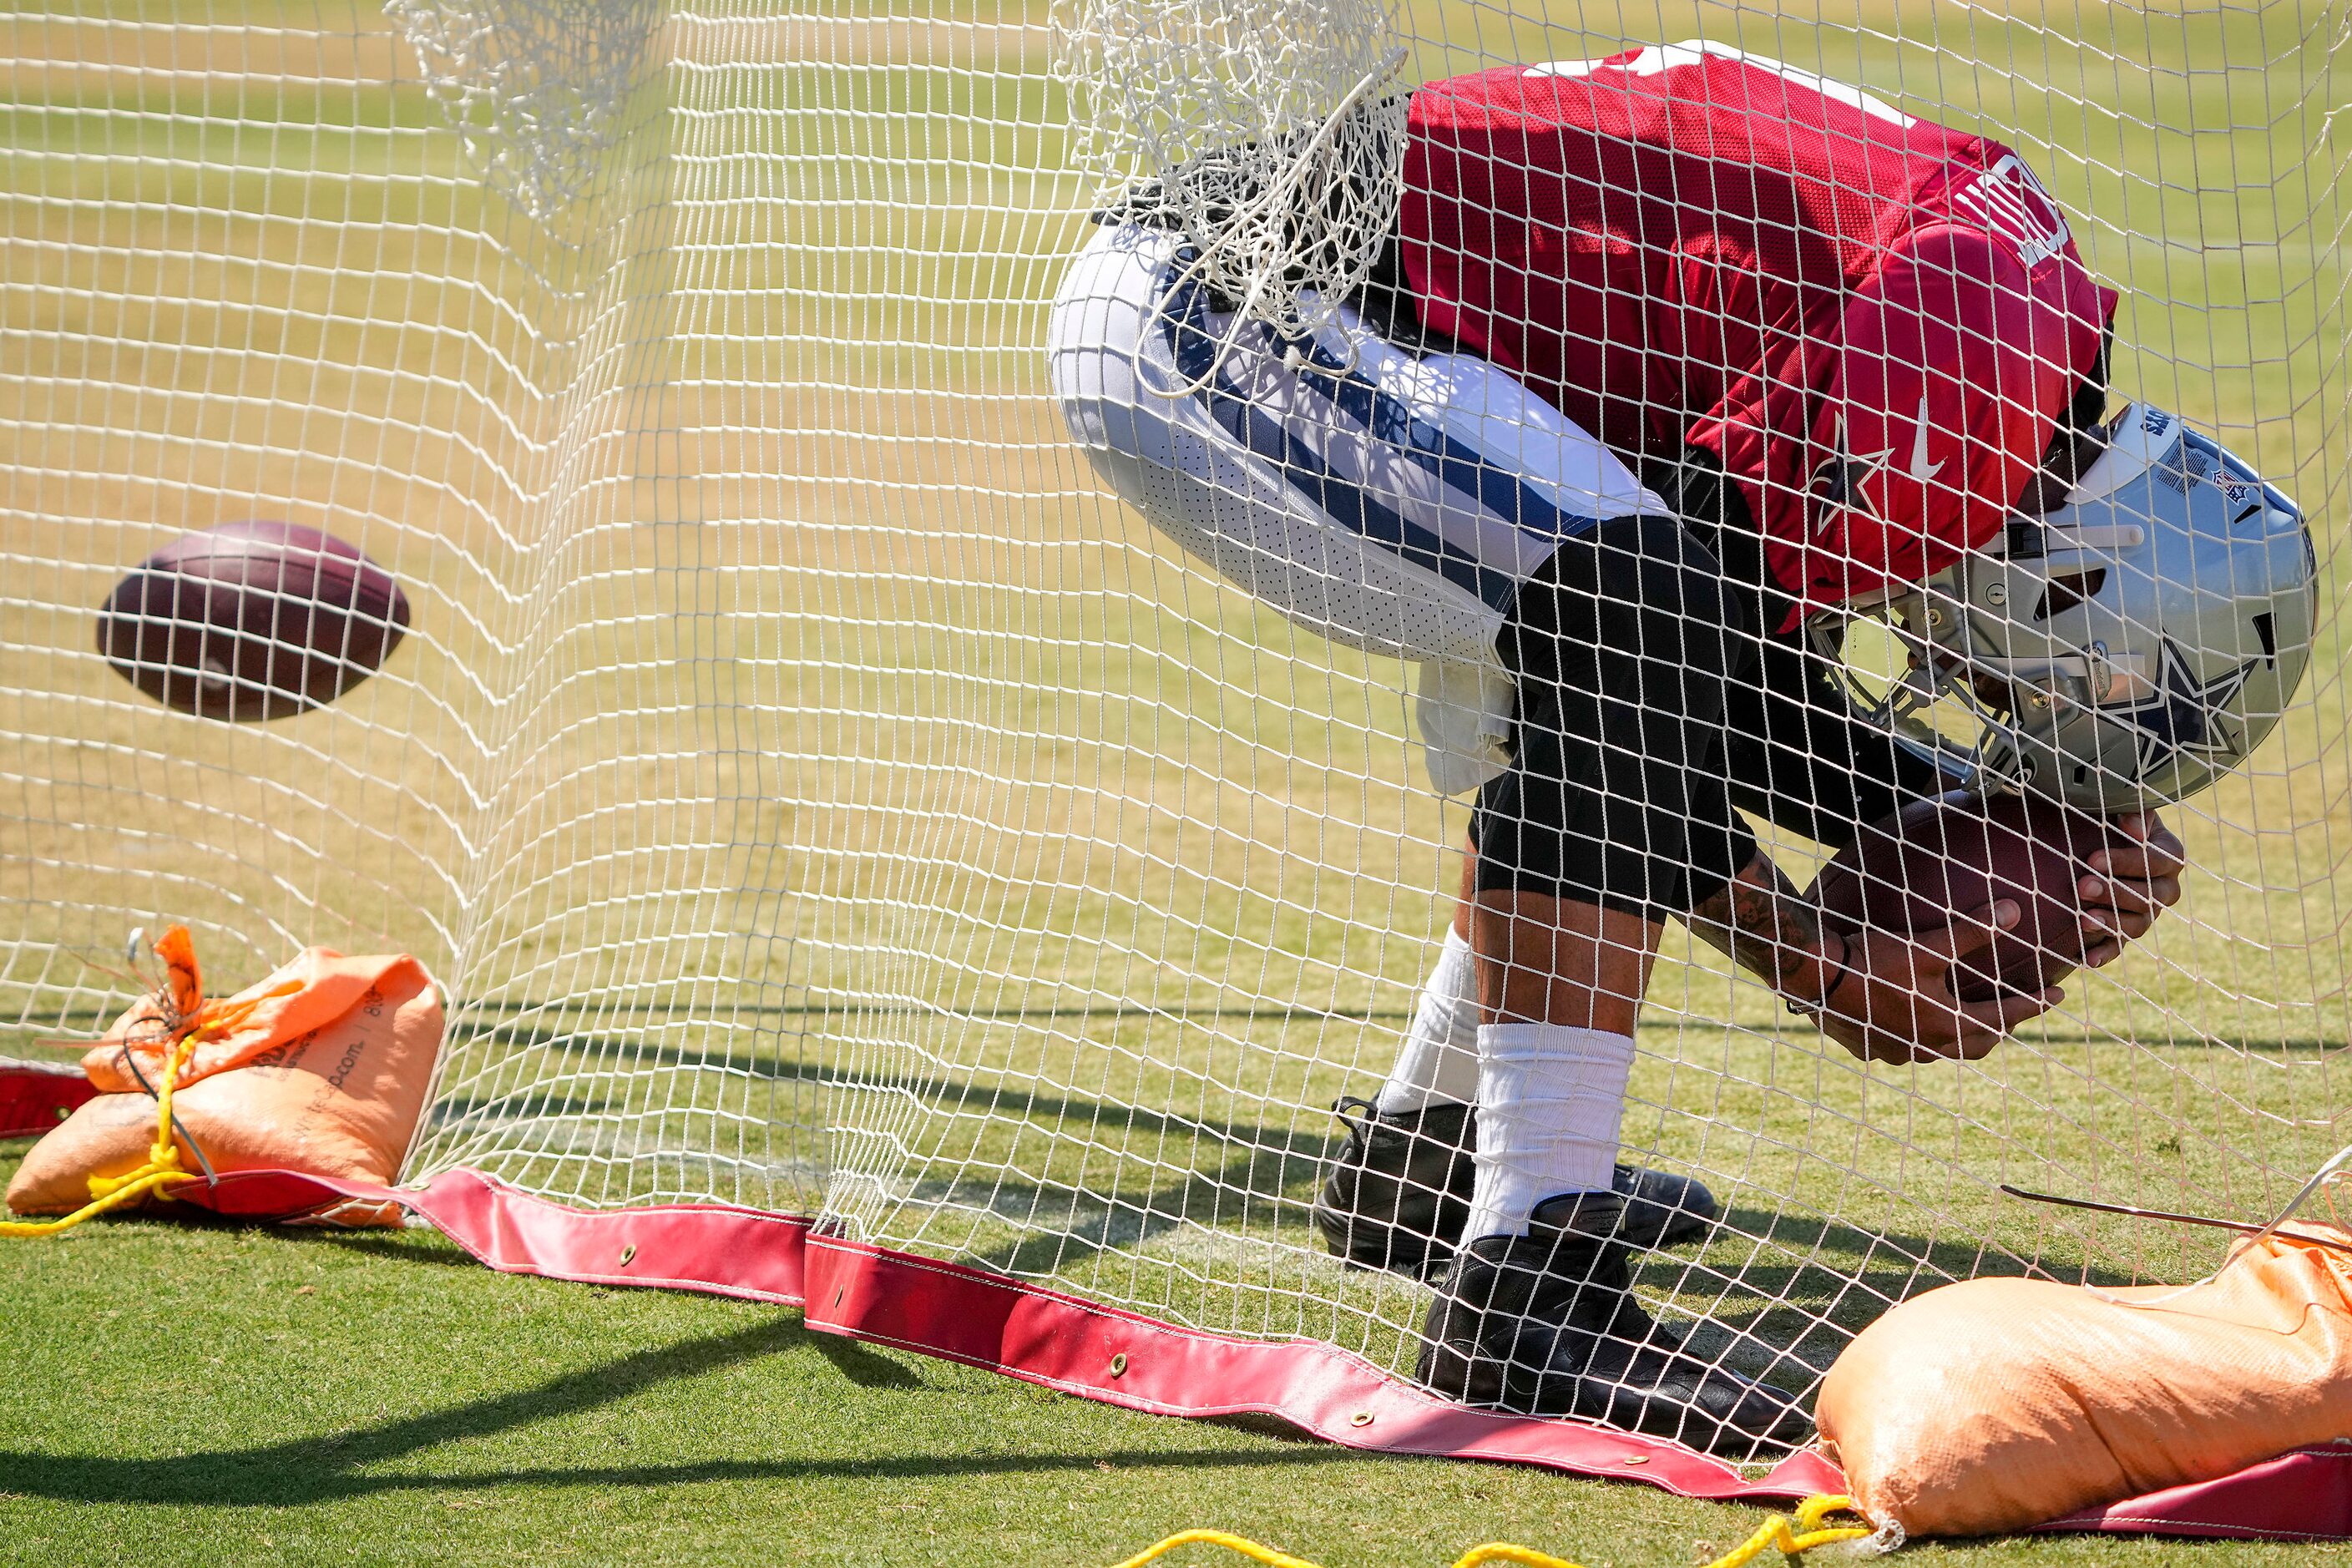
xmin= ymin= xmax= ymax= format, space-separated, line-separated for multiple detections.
xmin=1399 ymin=42 xmax=2115 ymax=619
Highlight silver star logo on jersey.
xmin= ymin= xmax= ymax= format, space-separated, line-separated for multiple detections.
xmin=2112 ymin=636 xmax=2260 ymax=776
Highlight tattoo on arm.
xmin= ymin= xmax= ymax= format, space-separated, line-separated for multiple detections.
xmin=1689 ymin=856 xmax=1830 ymax=999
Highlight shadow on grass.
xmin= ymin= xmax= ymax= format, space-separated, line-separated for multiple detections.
xmin=812 ymin=1332 xmax=930 ymax=1388
xmin=0 ymin=1316 xmax=1355 ymax=1507
xmin=972 ymin=1133 xmax=1329 ymax=1280
xmin=293 ymin=1229 xmax=495 ymax=1270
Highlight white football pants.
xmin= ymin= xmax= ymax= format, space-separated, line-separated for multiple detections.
xmin=1045 ymin=222 xmax=1672 ymax=795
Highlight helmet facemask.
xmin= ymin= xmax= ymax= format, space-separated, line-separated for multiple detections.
xmin=1809 ymin=403 xmax=2318 ymax=812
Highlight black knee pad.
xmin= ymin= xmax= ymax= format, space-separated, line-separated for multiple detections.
xmin=1721 ymin=631 xmax=1953 ymax=851
xmin=1474 ymin=516 xmax=1758 ymax=916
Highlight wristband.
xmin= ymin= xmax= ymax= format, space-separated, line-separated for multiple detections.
xmin=1798 ymin=934 xmax=1857 ymax=1020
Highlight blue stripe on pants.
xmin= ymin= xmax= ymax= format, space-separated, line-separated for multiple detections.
xmin=1292 ymin=336 xmax=1600 ymax=546
xmin=1160 ymin=281 xmax=1518 ymax=614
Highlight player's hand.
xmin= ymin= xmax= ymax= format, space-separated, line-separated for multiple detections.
xmin=2080 ymin=810 xmax=2187 ymax=968
xmin=1808 ymin=901 xmax=2061 ymax=1064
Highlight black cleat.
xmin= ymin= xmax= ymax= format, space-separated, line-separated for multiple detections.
xmin=1417 ymin=1191 xmax=1813 ymax=1457
xmin=1313 ymin=1099 xmax=1475 ymax=1277
xmin=1615 ymin=1162 xmax=1721 ymax=1257
xmin=1312 ymin=1098 xmax=1718 ymax=1277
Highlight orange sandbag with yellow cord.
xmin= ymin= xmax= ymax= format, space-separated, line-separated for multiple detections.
xmin=1818 ymin=1225 xmax=2352 ymax=1536
xmin=5 ymin=926 xmax=443 ymax=1230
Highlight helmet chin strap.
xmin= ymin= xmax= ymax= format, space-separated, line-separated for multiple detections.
xmin=1806 ymin=594 xmax=2011 ymax=794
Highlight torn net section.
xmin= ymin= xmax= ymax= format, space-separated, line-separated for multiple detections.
xmin=0 ymin=0 xmax=2347 ymax=1473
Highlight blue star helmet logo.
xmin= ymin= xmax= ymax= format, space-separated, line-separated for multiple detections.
xmin=2112 ymin=636 xmax=2260 ymax=776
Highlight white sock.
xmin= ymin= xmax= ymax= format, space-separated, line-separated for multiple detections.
xmin=1463 ymin=1023 xmax=1636 ymax=1241
xmin=1373 ymin=928 xmax=1481 ymax=1115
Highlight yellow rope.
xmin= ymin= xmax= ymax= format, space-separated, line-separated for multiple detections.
xmin=2 ymin=922 xmax=310 ymax=1242
xmin=0 ymin=1167 xmax=193 ymax=1237
xmin=1108 ymin=1530 xmax=1331 ymax=1568
xmin=0 ymin=1024 xmax=201 ymax=1239
xmin=1109 ymin=1494 xmax=1875 ymax=1568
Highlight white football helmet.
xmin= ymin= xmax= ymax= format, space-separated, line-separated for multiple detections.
xmin=1811 ymin=403 xmax=2319 ymax=811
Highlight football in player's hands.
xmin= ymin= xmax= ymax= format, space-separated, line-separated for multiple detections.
xmin=1811 ymin=791 xmax=2132 ymax=1004
xmin=95 ymin=521 xmax=411 ymax=721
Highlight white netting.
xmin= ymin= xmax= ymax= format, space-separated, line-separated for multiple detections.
xmin=1050 ymin=0 xmax=1407 ymax=341
xmin=3 ymin=0 xmax=2349 ymax=1460
xmin=386 ymin=0 xmax=667 ymax=220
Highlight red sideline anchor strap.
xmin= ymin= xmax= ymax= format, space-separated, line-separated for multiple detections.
xmin=0 ymin=1059 xmax=98 ymax=1140
xmin=179 ymin=1166 xmax=1836 ymax=1503
xmin=2038 ymin=1445 xmax=2352 ymax=1542
xmin=25 ymin=1140 xmax=2350 ymax=1543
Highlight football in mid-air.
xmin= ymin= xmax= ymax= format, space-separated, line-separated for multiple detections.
xmin=94 ymin=520 xmax=411 ymax=721
xmin=1812 ymin=792 xmax=2129 ymax=1004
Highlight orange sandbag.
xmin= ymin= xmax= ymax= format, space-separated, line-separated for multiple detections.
xmin=1818 ymin=1227 xmax=2352 ymax=1536
xmin=6 ymin=943 xmax=443 ymax=1227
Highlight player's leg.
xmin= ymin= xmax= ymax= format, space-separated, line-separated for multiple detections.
xmin=1377 ymin=852 xmax=1481 ymax=1118
xmin=1047 ymin=219 xmax=1535 ymax=672
xmin=1296 ymin=341 xmax=1717 ymax=1274
xmin=1313 ymin=844 xmax=1719 ymax=1273
xmin=1417 ymin=513 xmax=1808 ymax=1454
xmin=1310 ymin=856 xmax=1480 ymax=1274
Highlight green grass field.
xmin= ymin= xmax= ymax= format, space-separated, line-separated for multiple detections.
xmin=5 ymin=1140 xmax=2349 ymax=1568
